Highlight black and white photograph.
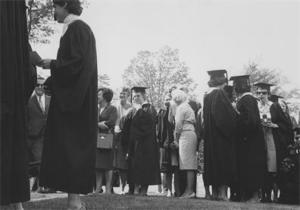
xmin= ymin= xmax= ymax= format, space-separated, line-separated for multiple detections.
xmin=1 ymin=0 xmax=299 ymax=209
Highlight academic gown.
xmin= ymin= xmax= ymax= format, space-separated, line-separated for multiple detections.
xmin=270 ymin=102 xmax=294 ymax=167
xmin=236 ymin=94 xmax=266 ymax=192
xmin=203 ymin=88 xmax=238 ymax=186
xmin=0 ymin=0 xmax=36 ymax=205
xmin=157 ymin=108 xmax=172 ymax=172
xmin=123 ymin=104 xmax=161 ymax=186
xmin=39 ymin=20 xmax=98 ymax=194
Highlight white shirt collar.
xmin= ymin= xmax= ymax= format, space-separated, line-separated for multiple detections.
xmin=62 ymin=14 xmax=80 ymax=36
xmin=35 ymin=93 xmax=45 ymax=110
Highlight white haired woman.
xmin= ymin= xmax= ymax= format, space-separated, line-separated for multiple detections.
xmin=172 ymin=89 xmax=197 ymax=198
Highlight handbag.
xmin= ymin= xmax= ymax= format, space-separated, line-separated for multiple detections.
xmin=97 ymin=132 xmax=114 ymax=149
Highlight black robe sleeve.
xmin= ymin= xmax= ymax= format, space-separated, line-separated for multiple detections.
xmin=270 ymin=103 xmax=294 ymax=146
xmin=50 ymin=20 xmax=97 ymax=113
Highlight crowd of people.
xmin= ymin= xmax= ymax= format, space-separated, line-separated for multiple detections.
xmin=27 ymin=72 xmax=300 ymax=206
xmin=1 ymin=0 xmax=300 ymax=210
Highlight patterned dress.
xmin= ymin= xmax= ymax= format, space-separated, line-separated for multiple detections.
xmin=258 ymin=101 xmax=277 ymax=173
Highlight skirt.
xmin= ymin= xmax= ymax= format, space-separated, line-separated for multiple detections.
xmin=113 ymin=133 xmax=128 ymax=170
xmin=263 ymin=127 xmax=277 ymax=173
xmin=160 ymin=148 xmax=171 ymax=173
xmin=178 ymin=130 xmax=197 ymax=170
xmin=96 ymin=148 xmax=114 ymax=170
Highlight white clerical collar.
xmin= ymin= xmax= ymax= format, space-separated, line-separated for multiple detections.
xmin=239 ymin=92 xmax=253 ymax=100
xmin=206 ymin=87 xmax=219 ymax=94
xmin=62 ymin=14 xmax=80 ymax=36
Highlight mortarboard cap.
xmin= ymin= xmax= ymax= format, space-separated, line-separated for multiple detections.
xmin=229 ymin=75 xmax=250 ymax=92
xmin=207 ymin=69 xmax=228 ymax=87
xmin=254 ymin=82 xmax=274 ymax=92
xmin=229 ymin=75 xmax=250 ymax=83
xmin=131 ymin=86 xmax=148 ymax=94
xmin=269 ymin=94 xmax=283 ymax=103
xmin=207 ymin=69 xmax=227 ymax=78
xmin=131 ymin=86 xmax=148 ymax=103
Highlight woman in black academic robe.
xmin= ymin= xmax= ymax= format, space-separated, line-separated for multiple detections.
xmin=1 ymin=0 xmax=35 ymax=208
xmin=270 ymin=100 xmax=294 ymax=168
xmin=123 ymin=103 xmax=161 ymax=195
xmin=203 ymin=86 xmax=238 ymax=200
xmin=236 ymin=93 xmax=266 ymax=201
xmin=39 ymin=1 xmax=97 ymax=208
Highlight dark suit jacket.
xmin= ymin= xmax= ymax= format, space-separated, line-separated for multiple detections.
xmin=27 ymin=94 xmax=51 ymax=138
xmin=99 ymin=104 xmax=118 ymax=133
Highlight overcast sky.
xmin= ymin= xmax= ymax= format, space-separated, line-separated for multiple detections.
xmin=35 ymin=0 xmax=300 ymax=96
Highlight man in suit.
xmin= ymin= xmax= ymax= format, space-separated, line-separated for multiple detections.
xmin=27 ymin=76 xmax=51 ymax=193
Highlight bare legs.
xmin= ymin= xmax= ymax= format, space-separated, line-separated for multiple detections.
xmin=96 ymin=170 xmax=113 ymax=194
xmin=67 ymin=194 xmax=84 ymax=210
xmin=119 ymin=170 xmax=127 ymax=194
xmin=180 ymin=170 xmax=195 ymax=198
xmin=211 ymin=185 xmax=229 ymax=201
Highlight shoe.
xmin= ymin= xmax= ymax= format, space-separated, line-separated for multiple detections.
xmin=31 ymin=178 xmax=38 ymax=191
xmin=167 ymin=191 xmax=172 ymax=197
xmin=37 ymin=187 xmax=56 ymax=194
xmin=180 ymin=192 xmax=195 ymax=199
xmin=125 ymin=192 xmax=134 ymax=196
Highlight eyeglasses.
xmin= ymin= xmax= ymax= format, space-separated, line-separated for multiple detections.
xmin=256 ymin=91 xmax=268 ymax=95
xmin=36 ymin=84 xmax=44 ymax=88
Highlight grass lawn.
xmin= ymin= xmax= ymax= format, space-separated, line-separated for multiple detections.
xmin=24 ymin=194 xmax=300 ymax=210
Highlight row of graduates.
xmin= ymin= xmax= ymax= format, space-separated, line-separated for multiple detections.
xmin=98 ymin=86 xmax=201 ymax=197
xmin=202 ymin=70 xmax=299 ymax=204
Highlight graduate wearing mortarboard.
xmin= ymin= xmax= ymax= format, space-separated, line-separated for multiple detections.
xmin=202 ymin=70 xmax=238 ymax=201
xmin=270 ymin=94 xmax=294 ymax=163
xmin=122 ymin=87 xmax=161 ymax=195
xmin=269 ymin=94 xmax=295 ymax=203
xmin=254 ymin=82 xmax=279 ymax=202
xmin=230 ymin=75 xmax=266 ymax=202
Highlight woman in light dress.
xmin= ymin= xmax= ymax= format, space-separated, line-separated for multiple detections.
xmin=172 ymin=89 xmax=198 ymax=198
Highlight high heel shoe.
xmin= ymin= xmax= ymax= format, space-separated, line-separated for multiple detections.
xmin=179 ymin=192 xmax=195 ymax=199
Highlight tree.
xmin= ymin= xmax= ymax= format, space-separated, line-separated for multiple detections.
xmin=123 ymin=46 xmax=195 ymax=108
xmin=98 ymin=74 xmax=110 ymax=88
xmin=27 ymin=0 xmax=88 ymax=43
xmin=244 ymin=61 xmax=300 ymax=114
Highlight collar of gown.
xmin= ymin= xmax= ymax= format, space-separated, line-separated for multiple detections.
xmin=238 ymin=92 xmax=257 ymax=101
xmin=62 ymin=14 xmax=80 ymax=36
xmin=206 ymin=87 xmax=219 ymax=94
xmin=133 ymin=101 xmax=150 ymax=110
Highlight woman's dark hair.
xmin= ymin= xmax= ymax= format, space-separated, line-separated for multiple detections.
xmin=208 ymin=77 xmax=228 ymax=87
xmin=53 ymin=0 xmax=83 ymax=16
xmin=234 ymin=83 xmax=251 ymax=94
xmin=98 ymin=88 xmax=114 ymax=103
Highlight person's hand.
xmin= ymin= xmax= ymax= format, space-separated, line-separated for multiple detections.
xmin=98 ymin=122 xmax=108 ymax=129
xmin=263 ymin=121 xmax=278 ymax=128
xmin=163 ymin=141 xmax=169 ymax=149
xmin=169 ymin=141 xmax=179 ymax=150
xmin=41 ymin=59 xmax=52 ymax=69
xmin=114 ymin=125 xmax=121 ymax=133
